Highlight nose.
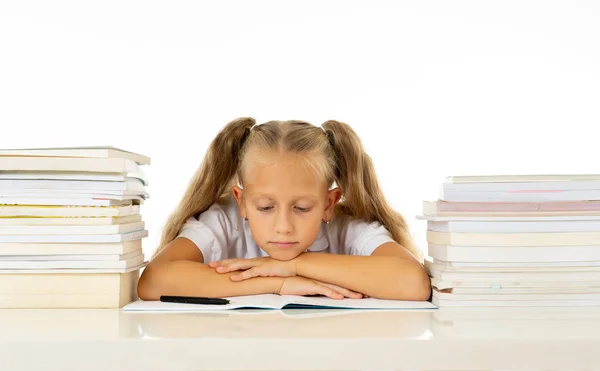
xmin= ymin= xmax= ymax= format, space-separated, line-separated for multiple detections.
xmin=274 ymin=209 xmax=294 ymax=235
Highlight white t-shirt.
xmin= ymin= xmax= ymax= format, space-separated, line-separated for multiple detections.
xmin=177 ymin=196 xmax=395 ymax=263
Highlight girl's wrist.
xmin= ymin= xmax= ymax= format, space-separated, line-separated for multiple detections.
xmin=272 ymin=276 xmax=286 ymax=294
xmin=293 ymin=252 xmax=309 ymax=278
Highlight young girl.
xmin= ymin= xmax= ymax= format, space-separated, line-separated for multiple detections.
xmin=138 ymin=118 xmax=431 ymax=301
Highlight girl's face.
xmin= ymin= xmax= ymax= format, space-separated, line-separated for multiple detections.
xmin=233 ymin=150 xmax=341 ymax=261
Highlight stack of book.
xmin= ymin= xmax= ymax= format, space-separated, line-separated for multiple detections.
xmin=418 ymin=174 xmax=600 ymax=307
xmin=0 ymin=146 xmax=149 ymax=308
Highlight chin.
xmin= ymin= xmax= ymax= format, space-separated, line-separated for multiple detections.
xmin=265 ymin=248 xmax=303 ymax=261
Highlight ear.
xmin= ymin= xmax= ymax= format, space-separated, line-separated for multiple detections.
xmin=232 ymin=185 xmax=247 ymax=219
xmin=324 ymin=187 xmax=342 ymax=221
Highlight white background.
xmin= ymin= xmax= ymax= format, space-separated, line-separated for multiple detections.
xmin=1 ymin=1 xmax=599 ymax=258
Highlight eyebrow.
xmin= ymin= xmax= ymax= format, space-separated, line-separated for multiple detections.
xmin=250 ymin=194 xmax=320 ymax=202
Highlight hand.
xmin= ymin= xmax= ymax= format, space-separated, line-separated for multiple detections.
xmin=278 ymin=276 xmax=364 ymax=300
xmin=209 ymin=257 xmax=297 ymax=281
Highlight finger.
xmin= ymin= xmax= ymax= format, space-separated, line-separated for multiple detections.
xmin=216 ymin=260 xmax=256 ymax=273
xmin=230 ymin=267 xmax=261 ymax=281
xmin=208 ymin=259 xmax=238 ymax=268
xmin=209 ymin=260 xmax=234 ymax=269
xmin=338 ymin=288 xmax=363 ymax=299
xmin=319 ymin=282 xmax=350 ymax=295
xmin=320 ymin=282 xmax=363 ymax=299
xmin=315 ymin=284 xmax=344 ymax=300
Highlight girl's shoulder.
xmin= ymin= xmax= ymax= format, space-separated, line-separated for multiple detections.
xmin=186 ymin=195 xmax=243 ymax=232
xmin=177 ymin=196 xmax=249 ymax=263
xmin=327 ymin=215 xmax=394 ymax=256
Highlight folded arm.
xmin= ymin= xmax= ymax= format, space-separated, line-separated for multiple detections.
xmin=137 ymin=237 xmax=283 ymax=300
xmin=137 ymin=237 xmax=362 ymax=300
xmin=213 ymin=242 xmax=432 ymax=301
xmin=295 ymin=242 xmax=431 ymax=300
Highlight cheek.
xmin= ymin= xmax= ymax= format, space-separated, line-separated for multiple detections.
xmin=247 ymin=220 xmax=268 ymax=238
xmin=297 ymin=219 xmax=322 ymax=243
xmin=291 ymin=214 xmax=322 ymax=233
xmin=306 ymin=225 xmax=321 ymax=242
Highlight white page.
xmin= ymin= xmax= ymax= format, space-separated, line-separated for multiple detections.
xmin=123 ymin=294 xmax=289 ymax=312
xmin=283 ymin=295 xmax=437 ymax=309
xmin=122 ymin=294 xmax=437 ymax=312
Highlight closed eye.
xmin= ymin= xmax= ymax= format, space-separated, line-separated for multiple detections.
xmin=256 ymin=206 xmax=312 ymax=212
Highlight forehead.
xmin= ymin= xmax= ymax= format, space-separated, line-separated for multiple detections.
xmin=242 ymin=151 xmax=326 ymax=198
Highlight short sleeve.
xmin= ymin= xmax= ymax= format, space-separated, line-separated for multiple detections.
xmin=176 ymin=203 xmax=233 ymax=263
xmin=344 ymin=219 xmax=395 ymax=256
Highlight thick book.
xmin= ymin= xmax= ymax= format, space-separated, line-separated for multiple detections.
xmin=0 ymin=178 xmax=146 ymax=192
xmin=0 ymin=220 xmax=145 ymax=235
xmin=0 ymin=252 xmax=144 ymax=269
xmin=440 ymin=287 xmax=600 ymax=295
xmin=0 ymin=156 xmax=141 ymax=173
xmin=0 ymin=215 xmax=141 ymax=226
xmin=0 ymin=292 xmax=137 ymax=309
xmin=426 ymin=266 xmax=600 ymax=285
xmin=441 ymin=189 xmax=600 ymax=202
xmin=0 ymin=170 xmax=149 ymax=186
xmin=0 ymin=204 xmax=140 ymax=217
xmin=0 ymin=249 xmax=142 ymax=261
xmin=0 ymin=197 xmax=139 ymax=207
xmin=123 ymin=293 xmax=437 ymax=312
xmin=423 ymin=200 xmax=600 ymax=215
xmin=431 ymin=289 xmax=600 ymax=307
xmin=0 ymin=229 xmax=148 ymax=243
xmin=444 ymin=174 xmax=600 ymax=183
xmin=427 ymin=219 xmax=600 ymax=233
xmin=425 ymin=258 xmax=600 ymax=272
xmin=427 ymin=243 xmax=600 ymax=263
xmin=426 ymin=230 xmax=600 ymax=246
xmin=0 ymin=269 xmax=140 ymax=295
xmin=0 ymin=262 xmax=146 ymax=274
xmin=0 ymin=146 xmax=150 ymax=165
xmin=431 ymin=277 xmax=600 ymax=293
xmin=0 ymin=189 xmax=149 ymax=198
xmin=418 ymin=214 xmax=600 ymax=222
xmin=442 ymin=180 xmax=600 ymax=192
xmin=0 ymin=269 xmax=140 ymax=308
xmin=0 ymin=240 xmax=142 ymax=256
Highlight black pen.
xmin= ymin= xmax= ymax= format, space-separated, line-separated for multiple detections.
xmin=160 ymin=295 xmax=230 ymax=305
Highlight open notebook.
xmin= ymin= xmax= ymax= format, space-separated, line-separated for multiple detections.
xmin=123 ymin=294 xmax=437 ymax=312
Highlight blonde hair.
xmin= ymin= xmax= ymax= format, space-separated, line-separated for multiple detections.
xmin=154 ymin=117 xmax=420 ymax=260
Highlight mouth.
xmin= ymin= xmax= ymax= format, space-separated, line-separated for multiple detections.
xmin=270 ymin=241 xmax=298 ymax=248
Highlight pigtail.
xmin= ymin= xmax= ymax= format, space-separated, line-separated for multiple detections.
xmin=322 ymin=120 xmax=421 ymax=260
xmin=153 ymin=117 xmax=256 ymax=257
